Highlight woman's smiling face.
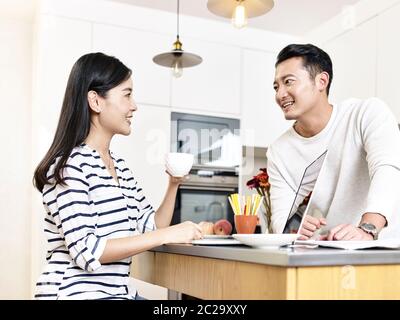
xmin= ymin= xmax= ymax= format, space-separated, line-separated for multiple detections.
xmin=97 ymin=77 xmax=137 ymax=136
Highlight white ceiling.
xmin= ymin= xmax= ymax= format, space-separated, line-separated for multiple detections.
xmin=107 ymin=0 xmax=360 ymax=36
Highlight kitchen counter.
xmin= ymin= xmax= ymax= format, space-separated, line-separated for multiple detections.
xmin=144 ymin=243 xmax=400 ymax=266
xmin=131 ymin=243 xmax=400 ymax=299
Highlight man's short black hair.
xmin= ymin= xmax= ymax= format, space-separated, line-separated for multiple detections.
xmin=276 ymin=43 xmax=333 ymax=96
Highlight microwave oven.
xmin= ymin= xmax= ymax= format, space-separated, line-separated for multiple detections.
xmin=171 ymin=112 xmax=240 ymax=168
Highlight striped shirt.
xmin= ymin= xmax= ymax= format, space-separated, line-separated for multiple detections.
xmin=34 ymin=144 xmax=156 ymax=300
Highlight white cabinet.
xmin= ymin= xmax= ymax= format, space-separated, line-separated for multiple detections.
xmin=170 ymin=38 xmax=241 ymax=116
xmin=111 ymin=104 xmax=171 ymax=208
xmin=92 ymin=24 xmax=171 ymax=107
xmin=377 ymin=2 xmax=400 ymax=122
xmin=323 ymin=18 xmax=377 ymax=103
xmin=241 ymin=49 xmax=290 ymax=148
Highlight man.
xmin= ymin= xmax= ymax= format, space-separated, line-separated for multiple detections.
xmin=267 ymin=43 xmax=400 ymax=240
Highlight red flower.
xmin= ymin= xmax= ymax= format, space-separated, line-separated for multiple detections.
xmin=246 ymin=168 xmax=272 ymax=233
xmin=246 ymin=168 xmax=270 ymax=189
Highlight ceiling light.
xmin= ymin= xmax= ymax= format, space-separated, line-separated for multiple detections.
xmin=153 ymin=0 xmax=202 ymax=78
xmin=207 ymin=0 xmax=275 ymax=29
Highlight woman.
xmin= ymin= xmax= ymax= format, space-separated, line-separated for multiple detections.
xmin=33 ymin=52 xmax=202 ymax=300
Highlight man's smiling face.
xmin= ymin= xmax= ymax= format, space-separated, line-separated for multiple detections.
xmin=273 ymin=57 xmax=321 ymax=121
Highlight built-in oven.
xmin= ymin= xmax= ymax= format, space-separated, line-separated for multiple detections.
xmin=172 ymin=166 xmax=238 ymax=226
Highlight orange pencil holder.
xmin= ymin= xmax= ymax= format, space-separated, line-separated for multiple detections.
xmin=234 ymin=215 xmax=258 ymax=234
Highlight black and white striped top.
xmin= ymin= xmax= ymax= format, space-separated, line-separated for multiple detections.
xmin=35 ymin=144 xmax=155 ymax=300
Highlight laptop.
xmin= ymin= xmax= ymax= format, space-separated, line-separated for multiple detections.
xmin=283 ymin=150 xmax=328 ymax=240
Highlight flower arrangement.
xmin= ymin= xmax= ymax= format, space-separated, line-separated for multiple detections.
xmin=246 ymin=168 xmax=273 ymax=233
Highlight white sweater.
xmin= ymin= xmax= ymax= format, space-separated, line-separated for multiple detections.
xmin=267 ymin=98 xmax=400 ymax=239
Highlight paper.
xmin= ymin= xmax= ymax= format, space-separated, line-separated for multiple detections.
xmin=203 ymin=235 xmax=233 ymax=239
xmin=295 ymin=238 xmax=400 ymax=250
xmin=192 ymin=238 xmax=241 ymax=245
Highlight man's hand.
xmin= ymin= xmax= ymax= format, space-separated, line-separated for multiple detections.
xmin=322 ymin=224 xmax=374 ymax=241
xmin=298 ymin=215 xmax=327 ymax=240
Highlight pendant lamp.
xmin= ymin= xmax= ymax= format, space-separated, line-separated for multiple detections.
xmin=207 ymin=0 xmax=274 ymax=29
xmin=153 ymin=0 xmax=202 ymax=78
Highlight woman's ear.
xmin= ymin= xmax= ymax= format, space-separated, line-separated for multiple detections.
xmin=87 ymin=90 xmax=101 ymax=113
xmin=316 ymin=72 xmax=330 ymax=94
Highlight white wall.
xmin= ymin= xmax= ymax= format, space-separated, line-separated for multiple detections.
xmin=0 ymin=17 xmax=33 ymax=299
xmin=305 ymin=0 xmax=400 ymax=120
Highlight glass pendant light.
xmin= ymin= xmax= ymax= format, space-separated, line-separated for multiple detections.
xmin=207 ymin=0 xmax=274 ymax=29
xmin=153 ymin=0 xmax=202 ymax=78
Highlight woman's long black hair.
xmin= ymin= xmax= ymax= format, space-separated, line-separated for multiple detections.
xmin=33 ymin=52 xmax=132 ymax=192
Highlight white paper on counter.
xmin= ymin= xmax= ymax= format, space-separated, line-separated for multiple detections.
xmin=192 ymin=239 xmax=242 ymax=245
xmin=295 ymin=238 xmax=400 ymax=250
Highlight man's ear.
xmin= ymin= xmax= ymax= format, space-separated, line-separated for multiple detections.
xmin=316 ymin=72 xmax=330 ymax=93
xmin=87 ymin=90 xmax=101 ymax=113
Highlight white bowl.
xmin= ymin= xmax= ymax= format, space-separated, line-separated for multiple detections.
xmin=232 ymin=234 xmax=300 ymax=249
xmin=165 ymin=152 xmax=194 ymax=177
